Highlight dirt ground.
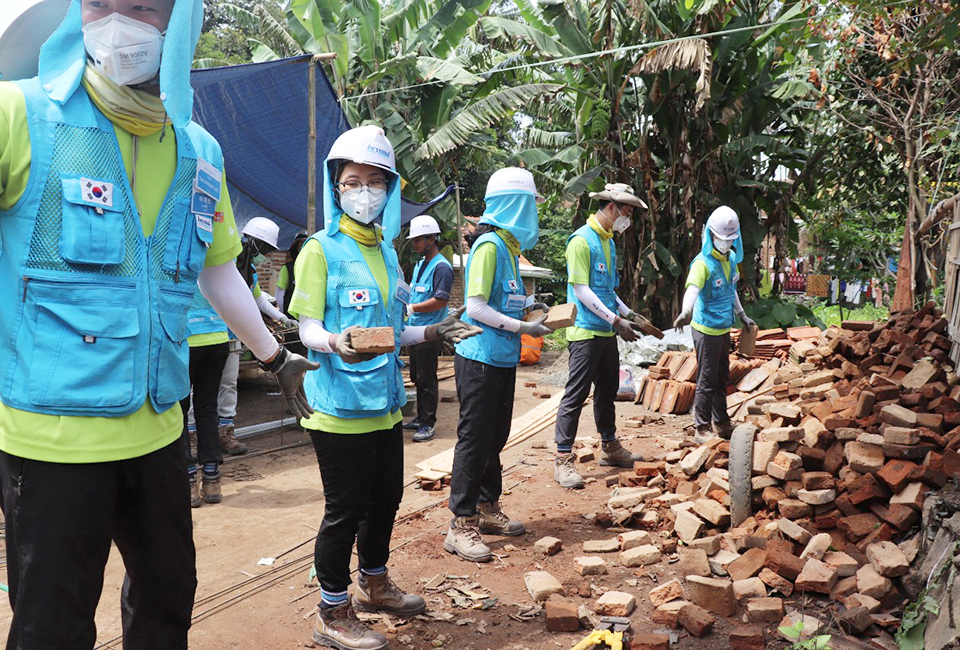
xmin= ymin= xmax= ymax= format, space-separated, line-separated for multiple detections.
xmin=0 ymin=352 xmax=792 ymax=649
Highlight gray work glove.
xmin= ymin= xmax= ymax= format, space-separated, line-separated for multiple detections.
xmin=331 ymin=326 xmax=378 ymax=364
xmin=527 ymin=301 xmax=549 ymax=314
xmin=279 ymin=315 xmax=298 ymax=328
xmin=739 ymin=314 xmax=757 ymax=331
xmin=517 ymin=314 xmax=552 ymax=338
xmin=261 ymin=347 xmax=319 ymax=420
xmin=425 ymin=306 xmax=483 ymax=344
xmin=613 ymin=316 xmax=639 ymax=342
xmin=673 ymin=309 xmax=692 ymax=330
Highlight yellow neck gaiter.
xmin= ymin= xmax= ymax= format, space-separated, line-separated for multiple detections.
xmin=82 ymin=64 xmax=167 ymax=136
xmin=588 ymin=213 xmax=614 ymax=240
xmin=339 ymin=216 xmax=381 ymax=247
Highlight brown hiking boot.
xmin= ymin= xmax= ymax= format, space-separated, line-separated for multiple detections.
xmin=313 ymin=603 xmax=387 ymax=650
xmin=443 ymin=516 xmax=492 ymax=562
xmin=599 ymin=439 xmax=642 ymax=467
xmin=554 ymin=453 xmax=585 ymax=489
xmin=478 ymin=501 xmax=526 ymax=536
xmin=692 ymin=423 xmax=719 ymax=445
xmin=202 ymin=473 xmax=222 ymax=504
xmin=219 ymin=422 xmax=247 ymax=455
xmin=715 ymin=420 xmax=734 ymax=439
xmin=189 ymin=474 xmax=202 ymax=508
xmin=352 ymin=570 xmax=426 ymax=616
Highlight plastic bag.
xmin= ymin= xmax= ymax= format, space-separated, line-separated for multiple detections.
xmin=616 ymin=365 xmax=636 ymax=401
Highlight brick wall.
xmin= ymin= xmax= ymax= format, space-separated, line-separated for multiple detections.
xmin=254 ymin=251 xmax=288 ymax=296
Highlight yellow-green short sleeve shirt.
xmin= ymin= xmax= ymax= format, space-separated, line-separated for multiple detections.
xmin=277 ymin=265 xmax=289 ymax=290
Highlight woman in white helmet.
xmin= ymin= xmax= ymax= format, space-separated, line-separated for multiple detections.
xmin=287 ymin=125 xmax=480 ymax=649
xmin=444 ymin=167 xmax=558 ymax=563
xmin=674 ymin=206 xmax=757 ymax=443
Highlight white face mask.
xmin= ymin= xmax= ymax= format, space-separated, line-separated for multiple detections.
xmin=713 ymin=237 xmax=733 ymax=254
xmin=609 ymin=204 xmax=632 ymax=234
xmin=83 ymin=13 xmax=165 ymax=87
xmin=340 ymin=187 xmax=387 ymax=225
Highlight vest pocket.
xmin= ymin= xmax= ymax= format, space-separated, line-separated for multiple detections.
xmin=60 ymin=177 xmax=125 ymax=266
xmin=337 ymin=288 xmax=383 ymax=328
xmin=154 ymin=287 xmax=194 ymax=406
xmin=162 ymin=199 xmax=210 ymax=277
xmin=28 ymin=288 xmax=140 ymax=408
xmin=328 ymin=354 xmax=392 ymax=413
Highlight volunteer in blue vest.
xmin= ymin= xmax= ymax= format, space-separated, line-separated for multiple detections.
xmin=181 ymin=287 xmax=233 ymax=507
xmin=554 ymin=183 xmax=650 ymax=489
xmin=444 ymin=167 xmax=556 ymax=563
xmin=674 ymin=206 xmax=757 ymax=443
xmin=288 ymin=125 xmax=481 ymax=650
xmin=0 ymin=0 xmax=317 ymax=647
xmin=402 ymin=214 xmax=454 ymax=442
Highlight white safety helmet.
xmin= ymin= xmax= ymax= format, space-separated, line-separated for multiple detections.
xmin=0 ymin=0 xmax=71 ymax=82
xmin=327 ymin=125 xmax=397 ymax=173
xmin=407 ymin=214 xmax=441 ymax=240
xmin=706 ymin=206 xmax=740 ymax=241
xmin=242 ymin=217 xmax=280 ymax=250
xmin=485 ymin=167 xmax=545 ymax=204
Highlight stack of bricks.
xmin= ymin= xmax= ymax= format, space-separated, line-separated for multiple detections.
xmin=589 ymin=302 xmax=960 ymax=643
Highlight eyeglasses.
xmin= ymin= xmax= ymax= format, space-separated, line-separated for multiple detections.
xmin=338 ymin=179 xmax=389 ymax=192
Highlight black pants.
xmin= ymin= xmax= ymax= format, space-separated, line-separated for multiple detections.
xmin=0 ymin=441 xmax=196 ymax=650
xmin=692 ymin=329 xmax=731 ymax=428
xmin=449 ymin=355 xmax=516 ymax=517
xmin=409 ymin=340 xmax=442 ymax=427
xmin=554 ymin=336 xmax=619 ymax=448
xmin=310 ymin=424 xmax=404 ymax=593
xmin=180 ymin=342 xmax=230 ymax=466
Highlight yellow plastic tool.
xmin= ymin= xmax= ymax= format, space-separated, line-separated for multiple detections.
xmin=569 ymin=629 xmax=623 ymax=650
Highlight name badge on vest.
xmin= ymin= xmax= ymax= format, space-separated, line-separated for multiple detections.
xmin=396 ymin=280 xmax=412 ymax=305
xmin=415 ymin=285 xmax=427 ymax=293
xmin=196 ymin=214 xmax=213 ymax=242
xmin=80 ymin=177 xmax=114 ymax=209
xmin=596 ymin=261 xmax=606 ymax=273
xmin=505 ymin=293 xmax=526 ymax=311
xmin=195 ymin=158 xmax=222 ymax=202
xmin=191 ymin=186 xmax=216 ymax=217
xmin=349 ymin=289 xmax=372 ymax=309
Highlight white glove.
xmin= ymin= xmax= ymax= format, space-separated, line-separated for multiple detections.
xmin=673 ymin=309 xmax=692 ymax=330
xmin=517 ymin=315 xmax=552 ymax=337
xmin=330 ymin=326 xmax=377 ymax=364
xmin=406 ymin=303 xmax=415 ymax=318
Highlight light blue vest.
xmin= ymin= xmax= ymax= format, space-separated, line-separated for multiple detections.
xmin=455 ymin=232 xmax=525 ymax=368
xmin=692 ymin=252 xmax=738 ymax=331
xmin=186 ymin=290 xmax=226 ymax=338
xmin=408 ymin=254 xmax=451 ymax=327
xmin=303 ymin=230 xmax=406 ymax=419
xmin=567 ymin=224 xmax=619 ymax=332
xmin=0 ymin=78 xmax=223 ymax=417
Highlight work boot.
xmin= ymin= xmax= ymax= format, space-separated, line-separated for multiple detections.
xmin=599 ymin=439 xmax=642 ymax=467
xmin=412 ymin=425 xmax=435 ymax=442
xmin=401 ymin=418 xmax=421 ymax=431
xmin=188 ymin=429 xmax=198 ymax=462
xmin=352 ymin=570 xmax=426 ymax=616
xmin=189 ymin=474 xmax=202 ymax=508
xmin=202 ymin=473 xmax=222 ymax=504
xmin=692 ymin=424 xmax=718 ymax=445
xmin=554 ymin=453 xmax=585 ymax=489
xmin=443 ymin=516 xmax=493 ymax=562
xmin=714 ymin=420 xmax=734 ymax=440
xmin=219 ymin=422 xmax=247 ymax=456
xmin=478 ymin=501 xmax=526 ymax=536
xmin=313 ymin=603 xmax=388 ymax=650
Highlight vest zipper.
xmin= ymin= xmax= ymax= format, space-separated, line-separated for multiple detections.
xmin=21 ymin=276 xmax=29 ymax=301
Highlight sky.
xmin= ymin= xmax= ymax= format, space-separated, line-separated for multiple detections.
xmin=1 ymin=0 xmax=46 ymax=36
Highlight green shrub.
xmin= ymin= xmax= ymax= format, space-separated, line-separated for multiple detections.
xmin=744 ymin=297 xmax=825 ymax=330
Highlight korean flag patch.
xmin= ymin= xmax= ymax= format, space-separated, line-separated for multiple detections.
xmin=507 ymin=279 xmax=518 ymax=291
xmin=714 ymin=278 xmax=724 ymax=289
xmin=81 ymin=177 xmax=114 ymax=208
xmin=349 ymin=289 xmax=371 ymax=305
xmin=597 ymin=262 xmax=606 ymax=273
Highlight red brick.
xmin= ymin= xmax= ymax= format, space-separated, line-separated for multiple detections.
xmin=848 ymin=473 xmax=891 ymax=506
xmin=728 ymin=548 xmax=767 ymax=582
xmin=634 ymin=461 xmax=665 ymax=477
xmin=765 ymin=539 xmax=805 ymax=581
xmin=350 ymin=327 xmax=395 ymax=354
xmin=870 ymin=502 xmax=919 ymax=531
xmin=877 ymin=459 xmax=918 ymax=493
xmin=823 ymin=441 xmax=845 ymax=475
xmin=802 ymin=472 xmax=835 ymax=490
xmin=798 ymin=446 xmax=826 ymax=470
xmin=838 ymin=513 xmax=881 ymax=542
xmin=909 ymin=463 xmax=947 ymax=489
xmin=631 ymin=633 xmax=670 ymax=650
xmin=678 ymin=603 xmax=715 ymax=637
xmin=544 ymin=598 xmax=579 ymax=632
xmin=835 ymin=493 xmax=862 ymax=517
xmin=729 ymin=625 xmax=765 ymax=650
xmin=855 ymin=523 xmax=894 ymax=553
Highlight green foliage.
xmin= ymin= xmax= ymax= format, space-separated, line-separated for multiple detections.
xmin=543 ymin=326 xmax=569 ymax=352
xmin=777 ymin=620 xmax=832 ymax=650
xmin=744 ymin=297 xmax=824 ymax=330
xmin=811 ymin=303 xmax=889 ymax=328
xmin=523 ymin=204 xmax=573 ymax=300
xmin=895 ymin=544 xmax=957 ymax=649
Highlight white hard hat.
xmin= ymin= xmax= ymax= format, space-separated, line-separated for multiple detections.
xmin=0 ymin=0 xmax=71 ymax=82
xmin=706 ymin=206 xmax=740 ymax=241
xmin=589 ymin=182 xmax=648 ymax=209
xmin=327 ymin=125 xmax=397 ymax=173
xmin=485 ymin=167 xmax=545 ymax=204
xmin=241 ymin=217 xmax=280 ymax=250
xmin=407 ymin=214 xmax=441 ymax=240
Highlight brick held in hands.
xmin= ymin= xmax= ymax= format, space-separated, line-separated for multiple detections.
xmin=543 ymin=303 xmax=578 ymax=329
xmin=350 ymin=327 xmax=395 ymax=354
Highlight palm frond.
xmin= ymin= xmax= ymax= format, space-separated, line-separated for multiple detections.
xmin=621 ymin=38 xmax=712 ymax=111
xmin=416 ymin=83 xmax=563 ymax=159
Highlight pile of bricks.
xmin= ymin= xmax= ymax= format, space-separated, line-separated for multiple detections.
xmin=589 ymin=303 xmax=959 ymax=645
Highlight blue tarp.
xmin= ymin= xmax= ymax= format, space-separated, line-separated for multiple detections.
xmin=190 ymin=55 xmax=453 ymax=249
